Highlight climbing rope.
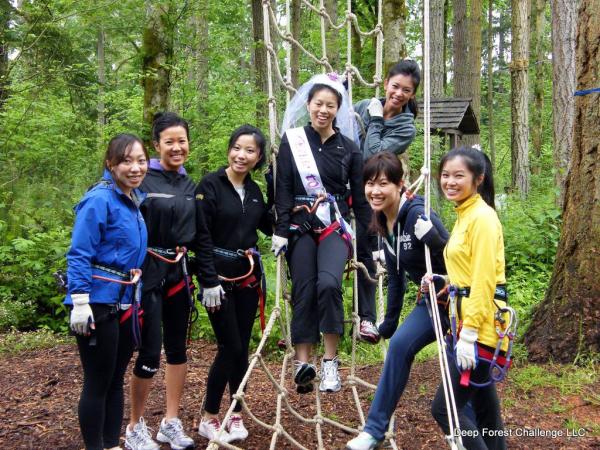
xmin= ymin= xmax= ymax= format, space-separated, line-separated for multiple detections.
xmin=206 ymin=1 xmax=390 ymax=449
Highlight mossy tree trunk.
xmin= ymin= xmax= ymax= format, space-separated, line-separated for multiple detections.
xmin=524 ymin=0 xmax=600 ymax=362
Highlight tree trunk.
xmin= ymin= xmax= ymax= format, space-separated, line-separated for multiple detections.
xmin=551 ymin=0 xmax=576 ymax=208
xmin=452 ymin=0 xmax=469 ymax=100
xmin=0 ymin=0 xmax=11 ymax=108
xmin=251 ymin=0 xmax=268 ymax=127
xmin=530 ymin=0 xmax=547 ymax=171
xmin=192 ymin=0 xmax=210 ymax=173
xmin=524 ymin=0 xmax=600 ymax=362
xmin=324 ymin=0 xmax=340 ymax=70
xmin=290 ymin=0 xmax=301 ymax=88
xmin=510 ymin=0 xmax=530 ymax=197
xmin=142 ymin=1 xmax=174 ymax=140
xmin=487 ymin=0 xmax=495 ymax=166
xmin=382 ymin=0 xmax=407 ymax=75
xmin=465 ymin=0 xmax=482 ymax=147
xmin=430 ymin=0 xmax=445 ymax=98
xmin=97 ymin=27 xmax=105 ymax=151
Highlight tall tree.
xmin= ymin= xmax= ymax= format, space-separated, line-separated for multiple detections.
xmin=466 ymin=0 xmax=482 ymax=146
xmin=430 ymin=0 xmax=445 ymax=98
xmin=510 ymin=0 xmax=530 ymax=197
xmin=0 ymin=0 xmax=11 ymax=108
xmin=487 ymin=0 xmax=495 ymax=166
xmin=551 ymin=0 xmax=576 ymax=207
xmin=251 ymin=0 xmax=268 ymax=127
xmin=324 ymin=0 xmax=340 ymax=70
xmin=382 ymin=0 xmax=407 ymax=74
xmin=290 ymin=0 xmax=301 ymax=88
xmin=530 ymin=0 xmax=547 ymax=170
xmin=142 ymin=1 xmax=174 ymax=136
xmin=191 ymin=0 xmax=210 ymax=173
xmin=96 ymin=27 xmax=105 ymax=150
xmin=524 ymin=0 xmax=600 ymax=362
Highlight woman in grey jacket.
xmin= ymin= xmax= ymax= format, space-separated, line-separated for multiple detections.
xmin=353 ymin=60 xmax=421 ymax=344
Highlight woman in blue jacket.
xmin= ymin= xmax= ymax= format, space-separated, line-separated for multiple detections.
xmin=345 ymin=152 xmax=449 ymax=450
xmin=65 ymin=134 xmax=148 ymax=450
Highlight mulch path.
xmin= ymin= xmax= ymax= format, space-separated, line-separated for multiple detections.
xmin=0 ymin=340 xmax=598 ymax=449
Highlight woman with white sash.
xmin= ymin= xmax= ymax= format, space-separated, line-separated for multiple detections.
xmin=271 ymin=74 xmax=371 ymax=394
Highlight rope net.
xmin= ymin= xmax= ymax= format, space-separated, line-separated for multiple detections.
xmin=204 ymin=1 xmax=395 ymax=449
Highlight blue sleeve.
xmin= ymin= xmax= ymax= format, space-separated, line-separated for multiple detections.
xmin=66 ymin=194 xmax=108 ymax=294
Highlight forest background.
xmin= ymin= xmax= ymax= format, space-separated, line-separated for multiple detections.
xmin=0 ymin=0 xmax=597 ymax=366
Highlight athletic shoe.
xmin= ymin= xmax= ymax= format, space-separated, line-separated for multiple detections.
xmin=345 ymin=431 xmax=381 ymax=450
xmin=319 ymin=357 xmax=341 ymax=392
xmin=125 ymin=417 xmax=160 ymax=450
xmin=226 ymin=414 xmax=249 ymax=441
xmin=156 ymin=417 xmax=194 ymax=449
xmin=293 ymin=360 xmax=317 ymax=394
xmin=359 ymin=320 xmax=381 ymax=344
xmin=198 ymin=417 xmax=233 ymax=443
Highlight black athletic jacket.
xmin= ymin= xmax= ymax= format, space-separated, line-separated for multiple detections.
xmin=274 ymin=125 xmax=371 ymax=237
xmin=140 ymin=164 xmax=216 ymax=291
xmin=195 ymin=167 xmax=272 ymax=285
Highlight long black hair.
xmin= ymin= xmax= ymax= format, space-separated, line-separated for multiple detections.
xmin=386 ymin=59 xmax=421 ymax=118
xmin=438 ymin=146 xmax=495 ymax=209
xmin=227 ymin=124 xmax=267 ymax=170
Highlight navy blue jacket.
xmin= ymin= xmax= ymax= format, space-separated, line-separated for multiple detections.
xmin=65 ymin=169 xmax=147 ymax=305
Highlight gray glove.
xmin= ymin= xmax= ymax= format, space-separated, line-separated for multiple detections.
xmin=202 ymin=285 xmax=225 ymax=311
xmin=271 ymin=235 xmax=288 ymax=256
xmin=70 ymin=294 xmax=94 ymax=335
xmin=367 ymin=98 xmax=383 ymax=118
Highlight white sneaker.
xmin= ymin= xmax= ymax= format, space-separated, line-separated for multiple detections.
xmin=345 ymin=431 xmax=381 ymax=450
xmin=198 ymin=417 xmax=233 ymax=443
xmin=319 ymin=357 xmax=341 ymax=392
xmin=226 ymin=413 xmax=249 ymax=441
xmin=156 ymin=417 xmax=194 ymax=449
xmin=125 ymin=418 xmax=160 ymax=450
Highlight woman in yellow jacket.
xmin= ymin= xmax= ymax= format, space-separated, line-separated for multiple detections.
xmin=429 ymin=147 xmax=508 ymax=450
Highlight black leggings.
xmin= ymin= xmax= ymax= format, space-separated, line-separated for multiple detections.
xmin=76 ymin=304 xmax=135 ymax=450
xmin=204 ymin=285 xmax=259 ymax=414
xmin=287 ymin=231 xmax=349 ymax=344
xmin=133 ymin=285 xmax=191 ymax=378
xmin=431 ymin=357 xmax=506 ymax=450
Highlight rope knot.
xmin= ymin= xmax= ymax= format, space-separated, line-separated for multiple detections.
xmin=420 ymin=167 xmax=430 ymax=176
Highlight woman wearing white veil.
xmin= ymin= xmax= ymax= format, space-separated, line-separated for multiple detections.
xmin=271 ymin=73 xmax=371 ymax=394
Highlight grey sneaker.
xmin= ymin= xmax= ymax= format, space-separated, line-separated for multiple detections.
xmin=293 ymin=360 xmax=317 ymax=394
xmin=125 ymin=417 xmax=160 ymax=450
xmin=156 ymin=417 xmax=194 ymax=449
xmin=359 ymin=320 xmax=381 ymax=344
xmin=345 ymin=431 xmax=381 ymax=450
xmin=319 ymin=357 xmax=341 ymax=392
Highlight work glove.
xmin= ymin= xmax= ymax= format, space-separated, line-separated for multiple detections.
xmin=70 ymin=294 xmax=94 ymax=335
xmin=414 ymin=215 xmax=434 ymax=240
xmin=271 ymin=235 xmax=288 ymax=256
xmin=372 ymin=249 xmax=385 ymax=265
xmin=420 ymin=273 xmax=449 ymax=294
xmin=455 ymin=327 xmax=479 ymax=370
xmin=367 ymin=98 xmax=383 ymax=118
xmin=202 ymin=285 xmax=225 ymax=312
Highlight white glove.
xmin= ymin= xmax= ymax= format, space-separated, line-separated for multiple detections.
xmin=372 ymin=249 xmax=385 ymax=265
xmin=456 ymin=327 xmax=478 ymax=370
xmin=420 ymin=273 xmax=448 ymax=294
xmin=367 ymin=98 xmax=383 ymax=118
xmin=202 ymin=285 xmax=225 ymax=311
xmin=70 ymin=294 xmax=94 ymax=335
xmin=271 ymin=235 xmax=288 ymax=256
xmin=414 ymin=215 xmax=434 ymax=240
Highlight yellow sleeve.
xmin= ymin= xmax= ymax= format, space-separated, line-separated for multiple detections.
xmin=461 ymin=210 xmax=499 ymax=330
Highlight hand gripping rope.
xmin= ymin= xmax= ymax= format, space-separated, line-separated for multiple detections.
xmin=147 ymin=246 xmax=198 ymax=345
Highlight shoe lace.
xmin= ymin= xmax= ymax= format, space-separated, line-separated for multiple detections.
xmin=322 ymin=359 xmax=338 ymax=380
xmin=132 ymin=419 xmax=155 ymax=444
xmin=361 ymin=320 xmax=376 ymax=333
xmin=229 ymin=415 xmax=243 ymax=430
xmin=205 ymin=418 xmax=222 ymax=431
xmin=165 ymin=418 xmax=184 ymax=436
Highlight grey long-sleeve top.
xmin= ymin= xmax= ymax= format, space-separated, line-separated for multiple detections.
xmin=354 ymin=98 xmax=416 ymax=160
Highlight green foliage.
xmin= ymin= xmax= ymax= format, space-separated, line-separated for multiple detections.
xmin=0 ymin=328 xmax=70 ymax=355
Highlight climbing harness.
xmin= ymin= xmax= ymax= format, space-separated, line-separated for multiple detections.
xmin=213 ymin=247 xmax=268 ymax=332
xmin=446 ymin=285 xmax=518 ymax=388
xmin=147 ymin=246 xmax=198 ymax=345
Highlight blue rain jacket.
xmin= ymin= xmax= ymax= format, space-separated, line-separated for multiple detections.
xmin=64 ymin=169 xmax=147 ymax=305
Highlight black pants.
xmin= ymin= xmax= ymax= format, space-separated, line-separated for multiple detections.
xmin=431 ymin=357 xmax=506 ymax=450
xmin=76 ymin=304 xmax=135 ymax=450
xmin=133 ymin=285 xmax=191 ymax=378
xmin=204 ymin=285 xmax=259 ymax=414
xmin=287 ymin=231 xmax=348 ymax=344
xmin=356 ymin=223 xmax=377 ymax=323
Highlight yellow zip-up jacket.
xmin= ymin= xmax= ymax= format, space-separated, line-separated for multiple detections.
xmin=444 ymin=194 xmax=508 ymax=350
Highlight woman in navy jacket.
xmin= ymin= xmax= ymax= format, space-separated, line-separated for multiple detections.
xmin=65 ymin=133 xmax=148 ymax=450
